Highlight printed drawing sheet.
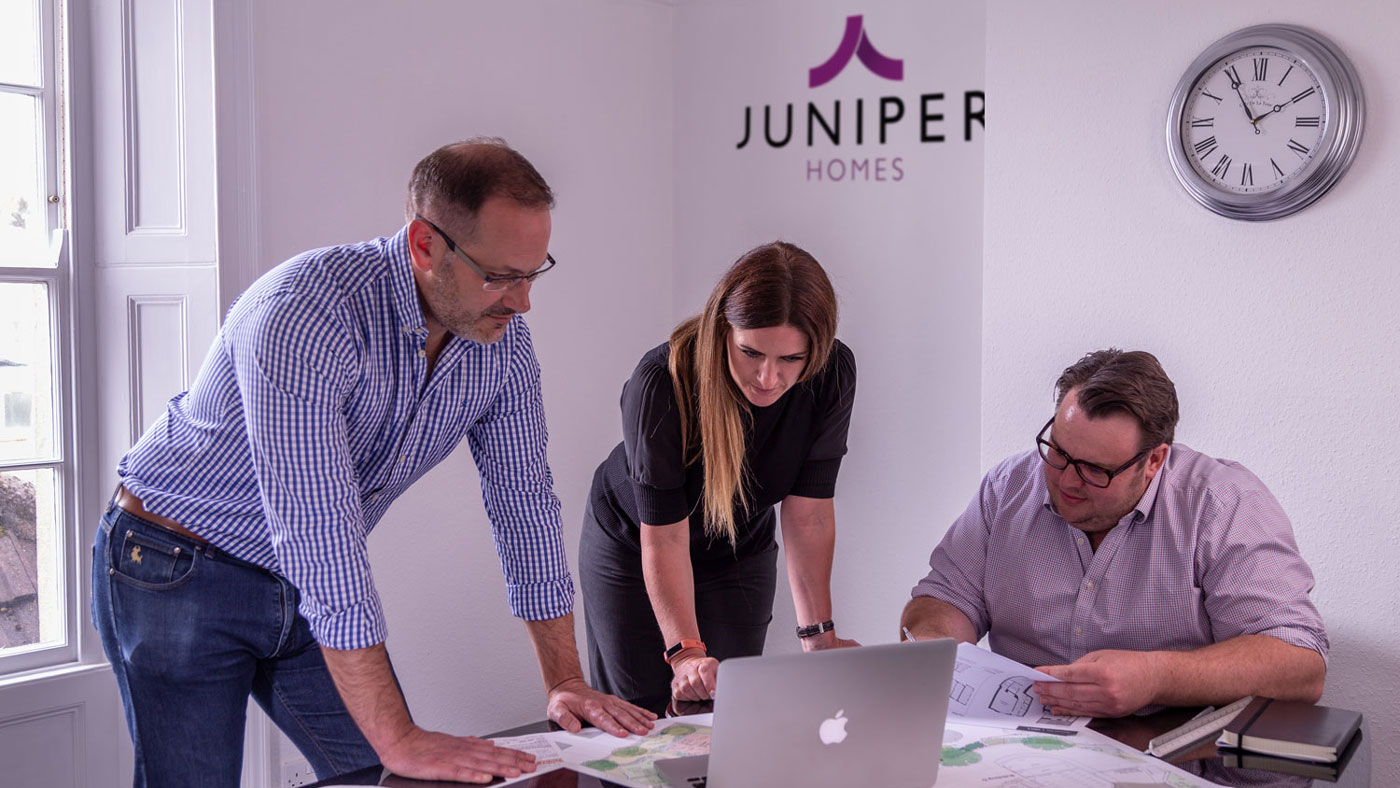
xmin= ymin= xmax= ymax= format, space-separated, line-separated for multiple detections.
xmin=951 ymin=643 xmax=1091 ymax=730
xmin=941 ymin=720 xmax=1220 ymax=788
xmin=490 ymin=713 xmax=713 ymax=788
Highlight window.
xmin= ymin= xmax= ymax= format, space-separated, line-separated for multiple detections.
xmin=0 ymin=0 xmax=72 ymax=671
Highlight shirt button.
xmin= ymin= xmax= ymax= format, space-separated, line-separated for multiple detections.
xmin=1074 ymin=626 xmax=1083 ymax=636
xmin=1083 ymin=580 xmax=1095 ymax=591
xmin=1077 ymin=536 xmax=1085 ymax=545
xmin=417 ymin=349 xmax=426 ymax=358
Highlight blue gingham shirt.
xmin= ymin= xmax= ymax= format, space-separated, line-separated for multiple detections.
xmin=118 ymin=227 xmax=572 ymax=649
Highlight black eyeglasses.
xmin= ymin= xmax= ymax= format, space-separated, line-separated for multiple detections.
xmin=414 ymin=214 xmax=555 ymax=292
xmin=1035 ymin=417 xmax=1151 ymax=488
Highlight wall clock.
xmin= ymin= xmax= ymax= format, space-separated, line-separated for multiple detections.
xmin=1166 ymin=24 xmax=1364 ymax=220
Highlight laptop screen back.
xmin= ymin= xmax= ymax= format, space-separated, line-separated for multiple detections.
xmin=705 ymin=638 xmax=956 ymax=788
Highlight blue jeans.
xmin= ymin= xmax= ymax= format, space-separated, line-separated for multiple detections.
xmin=92 ymin=498 xmax=379 ymax=787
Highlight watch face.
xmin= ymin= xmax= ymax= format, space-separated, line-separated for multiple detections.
xmin=1181 ymin=48 xmax=1326 ymax=195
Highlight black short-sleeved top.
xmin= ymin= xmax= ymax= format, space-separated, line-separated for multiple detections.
xmin=587 ymin=339 xmax=857 ymax=563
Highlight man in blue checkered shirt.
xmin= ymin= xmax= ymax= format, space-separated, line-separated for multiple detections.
xmin=92 ymin=138 xmax=656 ymax=787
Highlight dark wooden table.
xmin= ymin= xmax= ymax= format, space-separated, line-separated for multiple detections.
xmin=311 ymin=698 xmax=1369 ymax=787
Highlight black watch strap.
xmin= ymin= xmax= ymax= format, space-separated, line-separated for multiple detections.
xmin=795 ymin=619 xmax=835 ymax=639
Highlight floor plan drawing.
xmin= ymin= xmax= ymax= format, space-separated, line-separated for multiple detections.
xmin=991 ymin=676 xmax=1035 ymax=716
xmin=948 ymin=643 xmax=1091 ymax=730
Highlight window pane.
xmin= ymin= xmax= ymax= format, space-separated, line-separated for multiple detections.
xmin=0 ymin=467 xmax=62 ymax=652
xmin=0 ymin=0 xmax=42 ymax=86
xmin=0 ymin=92 xmax=50 ymax=268
xmin=0 ymin=281 xmax=54 ymax=461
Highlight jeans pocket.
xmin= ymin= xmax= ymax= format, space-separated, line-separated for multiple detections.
xmin=110 ymin=527 xmax=199 ymax=590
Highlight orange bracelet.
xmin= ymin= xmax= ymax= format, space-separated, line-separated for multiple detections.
xmin=664 ymin=638 xmax=707 ymax=665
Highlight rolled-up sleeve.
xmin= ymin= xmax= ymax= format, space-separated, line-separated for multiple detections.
xmin=789 ymin=341 xmax=857 ymax=499
xmin=1197 ymin=488 xmax=1329 ymax=662
xmin=911 ymin=470 xmax=1001 ymax=639
xmin=466 ymin=321 xmax=573 ymax=621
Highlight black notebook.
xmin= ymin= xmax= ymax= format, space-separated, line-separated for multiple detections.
xmin=1216 ymin=697 xmax=1362 ymax=763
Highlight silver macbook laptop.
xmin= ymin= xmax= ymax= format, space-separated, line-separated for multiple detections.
xmin=656 ymin=638 xmax=957 ymax=788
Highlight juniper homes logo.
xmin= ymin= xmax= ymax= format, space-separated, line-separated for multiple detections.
xmin=809 ymin=15 xmax=903 ymax=88
xmin=734 ymin=14 xmax=984 ymax=183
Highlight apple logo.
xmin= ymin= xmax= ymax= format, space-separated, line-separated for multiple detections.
xmin=818 ymin=709 xmax=849 ymax=745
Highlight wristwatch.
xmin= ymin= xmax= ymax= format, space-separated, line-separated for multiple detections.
xmin=664 ymin=638 xmax=707 ymax=665
xmin=795 ymin=619 xmax=835 ymax=639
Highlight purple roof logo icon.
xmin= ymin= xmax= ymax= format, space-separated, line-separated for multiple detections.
xmin=809 ymin=15 xmax=904 ymax=88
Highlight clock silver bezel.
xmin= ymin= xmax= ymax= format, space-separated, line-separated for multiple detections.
xmin=1166 ymin=24 xmax=1364 ymax=221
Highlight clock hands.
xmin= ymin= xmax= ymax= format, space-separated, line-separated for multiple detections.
xmin=1226 ymin=71 xmax=1271 ymax=135
xmin=1250 ymin=104 xmax=1286 ymax=126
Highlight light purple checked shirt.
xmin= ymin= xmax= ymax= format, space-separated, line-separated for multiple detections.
xmin=119 ymin=228 xmax=571 ymax=650
xmin=912 ymin=444 xmax=1328 ymax=669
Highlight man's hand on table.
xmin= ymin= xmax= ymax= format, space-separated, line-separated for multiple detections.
xmin=1034 ymin=649 xmax=1163 ymax=718
xmin=380 ymin=726 xmax=538 ymax=784
xmin=547 ymin=677 xmax=657 ymax=735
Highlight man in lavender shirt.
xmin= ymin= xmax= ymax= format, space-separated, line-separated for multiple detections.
xmin=902 ymin=349 xmax=1327 ymax=718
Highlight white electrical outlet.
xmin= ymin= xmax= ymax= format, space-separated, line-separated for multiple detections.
xmin=280 ymin=757 xmax=316 ymax=788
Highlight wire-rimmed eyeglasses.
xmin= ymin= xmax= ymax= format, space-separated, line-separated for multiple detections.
xmin=415 ymin=214 xmax=555 ymax=292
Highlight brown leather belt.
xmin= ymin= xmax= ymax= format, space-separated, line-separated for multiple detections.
xmin=115 ymin=485 xmax=208 ymax=544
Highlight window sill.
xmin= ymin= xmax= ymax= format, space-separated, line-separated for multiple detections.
xmin=0 ymin=658 xmax=112 ymax=691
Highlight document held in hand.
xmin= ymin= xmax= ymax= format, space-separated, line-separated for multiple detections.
xmin=1216 ymin=696 xmax=1362 ymax=763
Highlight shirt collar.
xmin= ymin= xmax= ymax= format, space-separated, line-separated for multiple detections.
xmin=1129 ymin=444 xmax=1171 ymax=521
xmin=385 ymin=225 xmax=429 ymax=337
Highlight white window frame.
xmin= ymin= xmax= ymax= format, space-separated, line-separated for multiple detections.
xmin=0 ymin=0 xmax=82 ymax=677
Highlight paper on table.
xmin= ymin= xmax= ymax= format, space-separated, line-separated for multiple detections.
xmin=940 ymin=720 xmax=1220 ymax=787
xmin=949 ymin=642 xmax=1090 ymax=730
xmin=491 ymin=713 xmax=714 ymax=788
xmin=486 ymin=732 xmax=570 ymax=786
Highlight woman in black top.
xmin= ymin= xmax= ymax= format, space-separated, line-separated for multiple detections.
xmin=579 ymin=241 xmax=859 ymax=703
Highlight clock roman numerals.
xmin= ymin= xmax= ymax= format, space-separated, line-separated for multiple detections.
xmin=1186 ymin=52 xmax=1327 ymax=189
xmin=1194 ymin=139 xmax=1309 ymax=185
xmin=1211 ymin=154 xmax=1233 ymax=179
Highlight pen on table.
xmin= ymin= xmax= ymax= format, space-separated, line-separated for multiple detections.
xmin=1016 ymin=725 xmax=1076 ymax=736
xmin=902 ymin=626 xmax=918 ymax=642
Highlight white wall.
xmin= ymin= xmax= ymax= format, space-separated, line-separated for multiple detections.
xmin=226 ymin=0 xmax=1396 ymax=782
xmin=985 ymin=0 xmax=1399 ymax=783
xmin=241 ymin=1 xmax=983 ymax=756
xmin=672 ymin=0 xmax=985 ymax=653
xmin=241 ymin=0 xmax=676 ymax=739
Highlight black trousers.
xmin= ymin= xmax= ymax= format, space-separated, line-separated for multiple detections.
xmin=578 ymin=503 xmax=778 ymax=701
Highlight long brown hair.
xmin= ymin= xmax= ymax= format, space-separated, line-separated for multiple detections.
xmin=668 ymin=242 xmax=838 ymax=545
